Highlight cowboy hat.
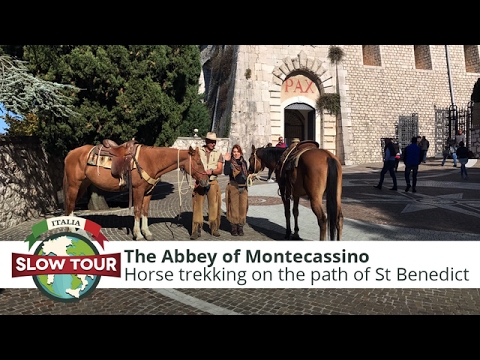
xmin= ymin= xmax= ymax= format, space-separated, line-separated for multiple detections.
xmin=291 ymin=138 xmax=300 ymax=144
xmin=205 ymin=132 xmax=217 ymax=141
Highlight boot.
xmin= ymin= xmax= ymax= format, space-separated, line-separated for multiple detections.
xmin=237 ymin=224 xmax=244 ymax=236
xmin=231 ymin=224 xmax=238 ymax=236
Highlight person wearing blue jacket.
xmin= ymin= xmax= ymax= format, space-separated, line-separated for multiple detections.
xmin=374 ymin=138 xmax=398 ymax=191
xmin=403 ymin=136 xmax=421 ymax=193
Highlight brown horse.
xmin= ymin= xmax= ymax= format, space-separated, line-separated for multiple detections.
xmin=249 ymin=144 xmax=343 ymax=241
xmin=63 ymin=144 xmax=210 ymax=240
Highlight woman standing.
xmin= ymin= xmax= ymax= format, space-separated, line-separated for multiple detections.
xmin=224 ymin=144 xmax=251 ymax=236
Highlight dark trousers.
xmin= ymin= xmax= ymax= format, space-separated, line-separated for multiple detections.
xmin=378 ymin=160 xmax=397 ymax=188
xmin=421 ymin=150 xmax=427 ymax=162
xmin=267 ymin=168 xmax=274 ymax=180
xmin=404 ymin=164 xmax=418 ymax=188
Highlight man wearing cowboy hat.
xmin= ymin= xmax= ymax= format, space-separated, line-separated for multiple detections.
xmin=191 ymin=132 xmax=224 ymax=239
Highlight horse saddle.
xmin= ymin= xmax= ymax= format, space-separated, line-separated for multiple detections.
xmin=278 ymin=141 xmax=319 ymax=199
xmin=87 ymin=138 xmax=139 ymax=188
xmin=280 ymin=140 xmax=319 ymax=172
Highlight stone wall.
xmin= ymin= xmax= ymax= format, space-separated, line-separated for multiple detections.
xmin=172 ymin=137 xmax=230 ymax=156
xmin=0 ymin=136 xmax=63 ymax=230
xmin=340 ymin=45 xmax=479 ymax=164
xmin=471 ymin=129 xmax=480 ymax=155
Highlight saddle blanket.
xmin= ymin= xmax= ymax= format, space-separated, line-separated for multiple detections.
xmin=86 ymin=150 xmax=137 ymax=170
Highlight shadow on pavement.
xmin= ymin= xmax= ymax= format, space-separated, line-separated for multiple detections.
xmin=71 ymin=182 xmax=175 ymax=210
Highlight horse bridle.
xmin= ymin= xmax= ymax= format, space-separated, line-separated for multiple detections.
xmin=176 ymin=149 xmax=209 ymax=222
xmin=177 ymin=149 xmax=209 ymax=187
xmin=248 ymin=147 xmax=263 ymax=186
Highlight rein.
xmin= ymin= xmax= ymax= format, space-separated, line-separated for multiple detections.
xmin=176 ymin=149 xmax=207 ymax=221
xmin=248 ymin=149 xmax=261 ymax=186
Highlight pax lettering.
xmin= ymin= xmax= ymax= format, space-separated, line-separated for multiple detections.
xmin=283 ymin=78 xmax=315 ymax=93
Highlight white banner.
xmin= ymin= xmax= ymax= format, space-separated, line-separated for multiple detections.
xmin=1 ymin=240 xmax=479 ymax=289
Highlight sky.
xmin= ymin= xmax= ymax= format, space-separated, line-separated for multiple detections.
xmin=0 ymin=103 xmax=16 ymax=134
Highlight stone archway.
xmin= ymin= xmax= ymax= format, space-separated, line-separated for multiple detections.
xmin=270 ymin=51 xmax=338 ymax=155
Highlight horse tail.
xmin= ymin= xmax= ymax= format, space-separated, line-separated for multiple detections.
xmin=326 ymin=155 xmax=339 ymax=240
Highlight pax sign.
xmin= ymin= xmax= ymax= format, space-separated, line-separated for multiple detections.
xmin=281 ymin=75 xmax=318 ymax=102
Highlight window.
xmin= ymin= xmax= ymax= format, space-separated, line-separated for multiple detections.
xmin=464 ymin=45 xmax=480 ymax=73
xmin=362 ymin=45 xmax=381 ymax=66
xmin=414 ymin=45 xmax=432 ymax=70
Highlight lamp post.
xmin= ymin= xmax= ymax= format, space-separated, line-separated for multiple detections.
xmin=445 ymin=45 xmax=455 ymax=106
xmin=445 ymin=45 xmax=457 ymax=138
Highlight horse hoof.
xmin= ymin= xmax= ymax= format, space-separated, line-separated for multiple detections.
xmin=145 ymin=234 xmax=153 ymax=241
xmin=291 ymin=234 xmax=302 ymax=240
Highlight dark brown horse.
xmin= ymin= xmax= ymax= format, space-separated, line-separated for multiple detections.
xmin=249 ymin=144 xmax=343 ymax=240
xmin=63 ymin=143 xmax=210 ymax=240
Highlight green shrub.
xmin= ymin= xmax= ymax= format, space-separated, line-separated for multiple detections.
xmin=316 ymin=93 xmax=341 ymax=116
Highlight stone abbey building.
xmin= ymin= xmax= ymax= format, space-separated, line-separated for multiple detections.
xmin=200 ymin=45 xmax=480 ymax=165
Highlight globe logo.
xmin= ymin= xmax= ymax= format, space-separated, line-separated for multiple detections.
xmin=32 ymin=232 xmax=101 ymax=302
xmin=11 ymin=216 xmax=121 ymax=302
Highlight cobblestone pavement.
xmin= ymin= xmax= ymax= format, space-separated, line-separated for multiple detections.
xmin=1 ymin=157 xmax=480 ymax=315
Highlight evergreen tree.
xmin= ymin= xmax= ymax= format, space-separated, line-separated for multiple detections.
xmin=2 ymin=45 xmax=210 ymax=156
xmin=0 ymin=53 xmax=80 ymax=129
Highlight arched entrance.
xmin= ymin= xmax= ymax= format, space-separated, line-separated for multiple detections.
xmin=270 ymin=50 xmax=348 ymax=161
xmin=284 ymin=103 xmax=315 ymax=146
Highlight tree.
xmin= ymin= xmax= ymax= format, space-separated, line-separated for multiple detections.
xmin=178 ymin=93 xmax=211 ymax=137
xmin=0 ymin=54 xmax=80 ymax=125
xmin=4 ymin=112 xmax=39 ymax=136
xmin=11 ymin=45 xmax=209 ymax=156
xmin=1 ymin=45 xmax=210 ymax=210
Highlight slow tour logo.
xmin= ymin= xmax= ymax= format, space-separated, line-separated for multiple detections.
xmin=11 ymin=216 xmax=121 ymax=302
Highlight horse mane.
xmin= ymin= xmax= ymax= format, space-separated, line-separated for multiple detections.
xmin=257 ymin=146 xmax=285 ymax=168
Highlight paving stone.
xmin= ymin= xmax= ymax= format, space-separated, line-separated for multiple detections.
xmin=1 ymin=159 xmax=480 ymax=314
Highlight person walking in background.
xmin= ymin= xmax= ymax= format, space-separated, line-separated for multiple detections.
xmin=455 ymin=129 xmax=466 ymax=148
xmin=393 ymin=140 xmax=402 ymax=172
xmin=441 ymin=138 xmax=457 ymax=167
xmin=190 ymin=132 xmax=224 ymax=239
xmin=266 ymin=142 xmax=275 ymax=182
xmin=224 ymin=144 xmax=251 ymax=236
xmin=276 ymin=136 xmax=287 ymax=149
xmin=403 ymin=136 xmax=421 ymax=193
xmin=420 ymin=136 xmax=430 ymax=163
xmin=374 ymin=137 xmax=398 ymax=191
xmin=456 ymin=141 xmax=469 ymax=180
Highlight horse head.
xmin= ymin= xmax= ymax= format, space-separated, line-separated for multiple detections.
xmin=188 ymin=146 xmax=210 ymax=187
xmin=249 ymin=145 xmax=263 ymax=174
